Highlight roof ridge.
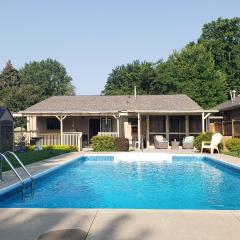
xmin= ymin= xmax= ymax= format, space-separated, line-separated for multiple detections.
xmin=51 ymin=94 xmax=189 ymax=97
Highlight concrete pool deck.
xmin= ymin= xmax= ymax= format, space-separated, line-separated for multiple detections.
xmin=0 ymin=209 xmax=240 ymax=240
xmin=0 ymin=150 xmax=240 ymax=239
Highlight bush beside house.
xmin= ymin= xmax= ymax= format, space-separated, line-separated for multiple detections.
xmin=26 ymin=145 xmax=78 ymax=152
xmin=194 ymin=132 xmax=223 ymax=151
xmin=91 ymin=136 xmax=116 ymax=152
xmin=225 ymin=138 xmax=240 ymax=153
xmin=115 ymin=137 xmax=129 ymax=151
xmin=91 ymin=136 xmax=129 ymax=152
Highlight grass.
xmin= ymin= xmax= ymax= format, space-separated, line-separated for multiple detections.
xmin=222 ymin=151 xmax=240 ymax=158
xmin=1 ymin=149 xmax=75 ymax=172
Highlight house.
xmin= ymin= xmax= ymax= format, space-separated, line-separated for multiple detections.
xmin=17 ymin=95 xmax=215 ymax=150
xmin=210 ymin=91 xmax=240 ymax=137
xmin=0 ymin=108 xmax=14 ymax=152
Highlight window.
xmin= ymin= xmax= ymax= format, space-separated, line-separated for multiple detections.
xmin=128 ymin=118 xmax=138 ymax=126
xmin=101 ymin=118 xmax=112 ymax=132
xmin=47 ymin=118 xmax=60 ymax=130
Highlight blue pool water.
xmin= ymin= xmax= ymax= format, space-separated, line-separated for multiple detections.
xmin=0 ymin=156 xmax=240 ymax=209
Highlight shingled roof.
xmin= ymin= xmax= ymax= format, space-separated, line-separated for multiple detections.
xmin=216 ymin=96 xmax=240 ymax=111
xmin=20 ymin=94 xmax=203 ymax=115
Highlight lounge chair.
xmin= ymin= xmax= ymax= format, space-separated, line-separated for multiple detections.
xmin=154 ymin=135 xmax=169 ymax=149
xmin=201 ymin=133 xmax=222 ymax=154
xmin=182 ymin=136 xmax=194 ymax=149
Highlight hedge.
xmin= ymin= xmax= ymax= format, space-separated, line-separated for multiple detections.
xmin=225 ymin=138 xmax=240 ymax=152
xmin=91 ymin=136 xmax=116 ymax=152
xmin=91 ymin=136 xmax=129 ymax=152
xmin=194 ymin=132 xmax=223 ymax=151
xmin=26 ymin=145 xmax=78 ymax=152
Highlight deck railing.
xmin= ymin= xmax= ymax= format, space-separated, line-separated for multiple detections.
xmin=14 ymin=131 xmax=83 ymax=151
xmin=98 ymin=132 xmax=118 ymax=138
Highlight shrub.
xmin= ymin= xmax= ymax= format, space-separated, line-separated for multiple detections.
xmin=225 ymin=138 xmax=240 ymax=152
xmin=115 ymin=137 xmax=129 ymax=151
xmin=42 ymin=145 xmax=78 ymax=151
xmin=26 ymin=145 xmax=78 ymax=152
xmin=194 ymin=132 xmax=223 ymax=151
xmin=26 ymin=145 xmax=35 ymax=151
xmin=91 ymin=136 xmax=115 ymax=152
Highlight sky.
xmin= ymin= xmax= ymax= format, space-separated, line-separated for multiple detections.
xmin=0 ymin=0 xmax=239 ymax=95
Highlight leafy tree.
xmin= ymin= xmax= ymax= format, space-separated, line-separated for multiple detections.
xmin=199 ymin=17 xmax=240 ymax=93
xmin=102 ymin=60 xmax=156 ymax=95
xmin=0 ymin=59 xmax=75 ymax=116
xmin=151 ymin=44 xmax=227 ymax=109
xmin=0 ymin=60 xmax=20 ymax=90
xmin=19 ymin=59 xmax=75 ymax=102
xmin=0 ymin=60 xmax=21 ymax=111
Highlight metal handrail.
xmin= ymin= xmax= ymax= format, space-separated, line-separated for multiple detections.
xmin=4 ymin=151 xmax=34 ymax=197
xmin=0 ymin=153 xmax=25 ymax=200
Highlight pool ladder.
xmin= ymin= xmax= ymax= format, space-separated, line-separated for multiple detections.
xmin=0 ymin=151 xmax=34 ymax=200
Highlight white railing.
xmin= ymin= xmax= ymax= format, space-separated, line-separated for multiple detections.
xmin=14 ymin=130 xmax=37 ymax=144
xmin=38 ymin=132 xmax=82 ymax=151
xmin=37 ymin=133 xmax=61 ymax=145
xmin=98 ymin=132 xmax=118 ymax=138
xmin=62 ymin=132 xmax=82 ymax=151
xmin=14 ymin=131 xmax=83 ymax=151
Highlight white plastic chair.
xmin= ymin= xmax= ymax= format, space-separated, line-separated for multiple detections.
xmin=201 ymin=133 xmax=222 ymax=154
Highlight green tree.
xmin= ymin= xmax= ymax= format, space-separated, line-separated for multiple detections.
xmin=199 ymin=17 xmax=240 ymax=93
xmin=102 ymin=60 xmax=156 ymax=95
xmin=151 ymin=44 xmax=227 ymax=109
xmin=0 ymin=60 xmax=21 ymax=111
xmin=0 ymin=60 xmax=20 ymax=90
xmin=19 ymin=59 xmax=75 ymax=102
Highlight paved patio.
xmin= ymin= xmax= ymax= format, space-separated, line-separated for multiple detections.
xmin=0 ymin=209 xmax=240 ymax=240
xmin=0 ymin=150 xmax=240 ymax=240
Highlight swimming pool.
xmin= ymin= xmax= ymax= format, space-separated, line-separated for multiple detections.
xmin=0 ymin=155 xmax=240 ymax=209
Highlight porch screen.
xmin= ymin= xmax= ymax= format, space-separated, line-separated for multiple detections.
xmin=169 ymin=116 xmax=185 ymax=133
xmin=101 ymin=118 xmax=112 ymax=132
xmin=149 ymin=116 xmax=165 ymax=132
xmin=189 ymin=116 xmax=201 ymax=133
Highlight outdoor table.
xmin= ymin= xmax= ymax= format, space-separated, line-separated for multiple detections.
xmin=171 ymin=141 xmax=180 ymax=150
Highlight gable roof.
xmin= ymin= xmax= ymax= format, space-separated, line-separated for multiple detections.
xmin=215 ymin=96 xmax=240 ymax=111
xmin=0 ymin=107 xmax=13 ymax=120
xmin=0 ymin=108 xmax=7 ymax=118
xmin=20 ymin=95 xmax=204 ymax=115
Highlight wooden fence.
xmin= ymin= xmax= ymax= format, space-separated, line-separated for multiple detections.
xmin=212 ymin=120 xmax=240 ymax=137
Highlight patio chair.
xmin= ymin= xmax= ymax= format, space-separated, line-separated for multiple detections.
xmin=154 ymin=135 xmax=169 ymax=149
xmin=201 ymin=133 xmax=222 ymax=154
xmin=182 ymin=136 xmax=194 ymax=149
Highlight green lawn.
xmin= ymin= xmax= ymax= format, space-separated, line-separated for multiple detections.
xmin=222 ymin=151 xmax=240 ymax=158
xmin=1 ymin=149 xmax=75 ymax=172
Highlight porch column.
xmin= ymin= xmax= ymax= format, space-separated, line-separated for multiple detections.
xmin=202 ymin=113 xmax=211 ymax=133
xmin=165 ymin=115 xmax=169 ymax=141
xmin=113 ymin=114 xmax=120 ymax=137
xmin=202 ymin=112 xmax=205 ymax=133
xmin=138 ymin=113 xmax=141 ymax=150
xmin=185 ymin=115 xmax=189 ymax=136
xmin=56 ymin=115 xmax=67 ymax=145
xmin=117 ymin=117 xmax=120 ymax=137
xmin=146 ymin=115 xmax=150 ymax=148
